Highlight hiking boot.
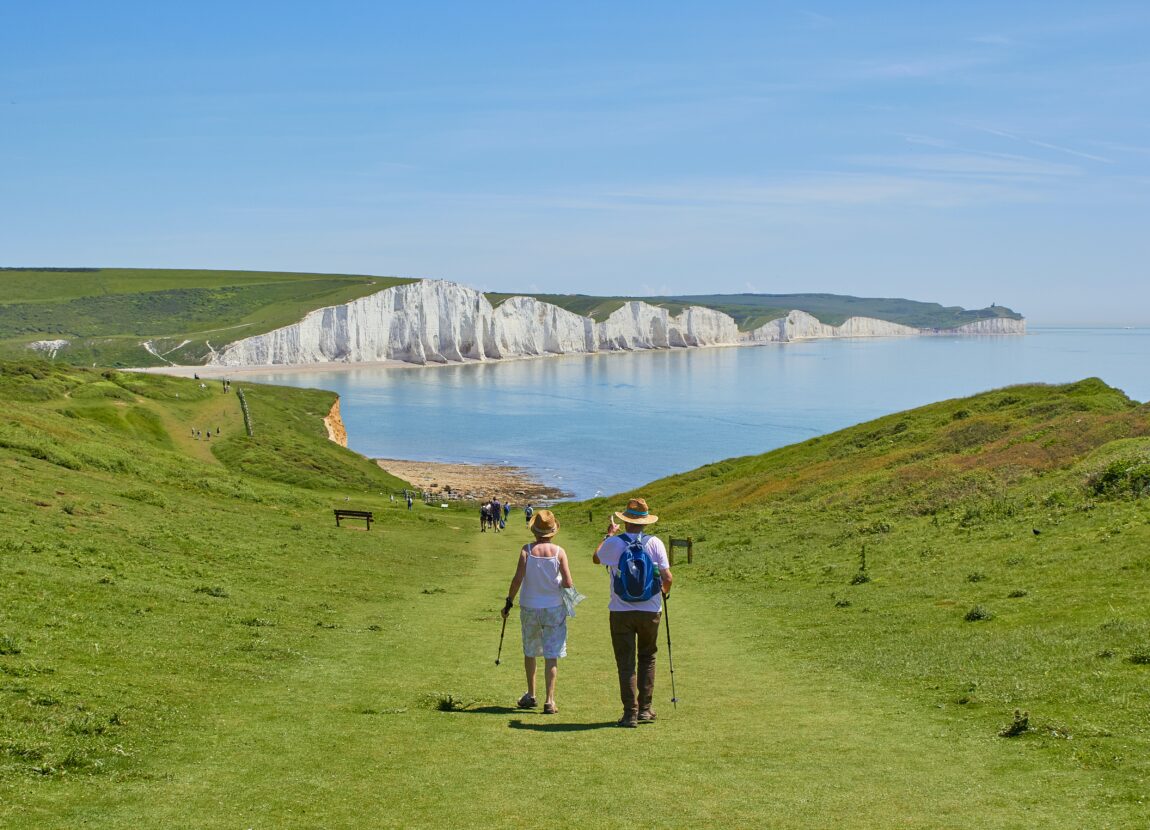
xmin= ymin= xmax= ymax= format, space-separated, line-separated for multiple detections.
xmin=516 ymin=693 xmax=536 ymax=709
xmin=617 ymin=712 xmax=638 ymax=728
xmin=637 ymin=709 xmax=657 ymax=723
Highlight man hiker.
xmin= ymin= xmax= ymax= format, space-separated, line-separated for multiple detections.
xmin=490 ymin=498 xmax=502 ymax=533
xmin=593 ymin=497 xmax=673 ymax=728
xmin=524 ymin=503 xmax=534 ymax=525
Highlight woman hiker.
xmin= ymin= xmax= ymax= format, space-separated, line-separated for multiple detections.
xmin=501 ymin=509 xmax=573 ymax=714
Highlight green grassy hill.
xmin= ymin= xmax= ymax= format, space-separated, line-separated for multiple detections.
xmin=3 ymin=368 xmax=1145 ymax=827
xmin=578 ymin=377 xmax=1150 ymax=813
xmin=0 ymin=268 xmax=415 ymax=367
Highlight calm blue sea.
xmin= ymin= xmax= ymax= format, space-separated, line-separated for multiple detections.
xmin=241 ymin=328 xmax=1150 ymax=500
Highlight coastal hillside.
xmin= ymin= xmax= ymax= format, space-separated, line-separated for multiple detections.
xmin=578 ymin=377 xmax=1150 ymax=817
xmin=0 ymin=268 xmax=414 ymax=367
xmin=0 ymin=268 xmax=1022 ymax=368
xmin=495 ymin=290 xmax=1022 ymax=331
xmin=1 ymin=364 xmax=1146 ymax=827
xmin=212 ymin=279 xmax=1024 ymax=367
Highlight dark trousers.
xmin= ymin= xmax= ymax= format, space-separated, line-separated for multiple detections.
xmin=609 ymin=610 xmax=661 ymax=715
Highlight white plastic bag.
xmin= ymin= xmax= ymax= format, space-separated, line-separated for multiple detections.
xmin=562 ymin=586 xmax=586 ymax=617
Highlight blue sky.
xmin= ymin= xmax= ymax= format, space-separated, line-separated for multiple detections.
xmin=3 ymin=2 xmax=1148 ymax=323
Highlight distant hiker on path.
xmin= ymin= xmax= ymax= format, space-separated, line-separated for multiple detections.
xmin=490 ymin=498 xmax=502 ymax=533
xmin=524 ymin=503 xmax=534 ymax=525
xmin=480 ymin=502 xmax=491 ymax=531
xmin=503 ymin=502 xmax=511 ymax=523
xmin=593 ymin=497 xmax=673 ymax=728
xmin=502 ymin=510 xmax=573 ymax=715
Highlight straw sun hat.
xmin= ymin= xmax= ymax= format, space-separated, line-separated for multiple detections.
xmin=614 ymin=497 xmax=659 ymax=526
xmin=529 ymin=509 xmax=560 ymax=538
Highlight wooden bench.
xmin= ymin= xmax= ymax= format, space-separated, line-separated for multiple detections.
xmin=334 ymin=509 xmax=373 ymax=530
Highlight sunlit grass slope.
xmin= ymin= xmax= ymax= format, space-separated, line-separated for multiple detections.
xmin=579 ymin=377 xmax=1150 ymax=817
xmin=0 ymin=268 xmax=415 ymax=367
xmin=3 ymin=366 xmax=1147 ymax=828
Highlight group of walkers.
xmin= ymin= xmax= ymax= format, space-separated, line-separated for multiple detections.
xmin=500 ymin=496 xmax=673 ymax=727
xmin=480 ymin=497 xmax=511 ymax=532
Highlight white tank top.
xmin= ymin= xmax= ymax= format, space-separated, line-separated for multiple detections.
xmin=520 ymin=545 xmax=563 ymax=609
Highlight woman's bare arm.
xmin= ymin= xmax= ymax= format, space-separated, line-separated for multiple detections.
xmin=502 ymin=548 xmax=528 ymax=617
xmin=557 ymin=549 xmax=573 ymax=589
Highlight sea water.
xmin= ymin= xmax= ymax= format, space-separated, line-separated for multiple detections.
xmin=240 ymin=328 xmax=1150 ymax=500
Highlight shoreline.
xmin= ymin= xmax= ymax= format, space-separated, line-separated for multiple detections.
xmin=375 ymin=458 xmax=571 ymax=504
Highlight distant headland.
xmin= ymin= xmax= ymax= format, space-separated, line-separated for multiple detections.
xmin=0 ymin=267 xmax=1024 ymax=368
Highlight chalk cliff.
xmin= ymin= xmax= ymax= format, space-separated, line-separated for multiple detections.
xmin=210 ymin=280 xmax=1025 ymax=367
xmin=941 ymin=318 xmax=1028 ymax=336
xmin=743 ymin=310 xmax=923 ymax=342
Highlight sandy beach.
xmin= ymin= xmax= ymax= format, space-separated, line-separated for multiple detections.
xmin=376 ymin=458 xmax=570 ymax=504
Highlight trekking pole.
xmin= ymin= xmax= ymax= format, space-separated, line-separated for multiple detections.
xmin=495 ymin=613 xmax=508 ymax=666
xmin=663 ymin=593 xmax=678 ymax=708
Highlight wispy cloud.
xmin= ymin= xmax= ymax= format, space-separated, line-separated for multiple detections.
xmin=969 ymin=33 xmax=1016 ymax=46
xmin=585 ymin=172 xmax=1045 ymax=211
xmin=966 ymin=124 xmax=1115 ymax=164
xmin=861 ymin=54 xmax=997 ymax=80
xmin=797 ymin=10 xmax=836 ymax=29
xmin=850 ymin=151 xmax=1080 ymax=178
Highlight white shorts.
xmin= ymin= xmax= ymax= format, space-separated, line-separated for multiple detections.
xmin=519 ymin=605 xmax=568 ymax=659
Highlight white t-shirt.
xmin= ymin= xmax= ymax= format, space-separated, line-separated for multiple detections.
xmin=597 ymin=533 xmax=670 ymax=613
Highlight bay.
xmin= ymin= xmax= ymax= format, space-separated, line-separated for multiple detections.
xmin=240 ymin=327 xmax=1150 ymax=500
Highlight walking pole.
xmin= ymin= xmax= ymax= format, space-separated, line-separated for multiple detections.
xmin=663 ymin=592 xmax=678 ymax=708
xmin=495 ymin=613 xmax=508 ymax=666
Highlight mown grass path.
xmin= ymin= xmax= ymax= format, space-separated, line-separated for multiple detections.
xmin=30 ymin=517 xmax=1132 ymax=829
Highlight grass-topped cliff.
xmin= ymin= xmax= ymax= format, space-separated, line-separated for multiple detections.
xmin=0 ymin=268 xmax=1021 ymax=369
xmin=2 ymin=365 xmax=1145 ymax=827
xmin=0 ymin=268 xmax=415 ymax=367
xmin=487 ymin=290 xmax=1022 ymax=331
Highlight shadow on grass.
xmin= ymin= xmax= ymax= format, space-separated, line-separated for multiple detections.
xmin=457 ymin=705 xmax=519 ymax=715
xmin=508 ymin=719 xmax=618 ymax=732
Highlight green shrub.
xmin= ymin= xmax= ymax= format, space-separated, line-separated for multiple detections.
xmin=1090 ymin=457 xmax=1150 ymax=499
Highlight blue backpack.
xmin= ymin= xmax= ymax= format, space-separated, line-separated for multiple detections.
xmin=612 ymin=533 xmax=661 ymax=602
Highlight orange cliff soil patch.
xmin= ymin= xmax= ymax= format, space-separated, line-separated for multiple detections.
xmin=324 ymin=399 xmax=348 ymax=447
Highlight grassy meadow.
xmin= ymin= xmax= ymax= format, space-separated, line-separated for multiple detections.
xmin=2 ymin=362 xmax=1148 ymax=828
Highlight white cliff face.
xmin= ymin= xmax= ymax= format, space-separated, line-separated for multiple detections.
xmin=594 ymin=302 xmax=737 ymax=350
xmin=741 ymin=309 xmax=1023 ymax=342
xmin=210 ymin=280 xmax=1024 ymax=367
xmin=490 ymin=296 xmax=592 ymax=357
xmin=940 ymin=318 xmax=1027 ymax=335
